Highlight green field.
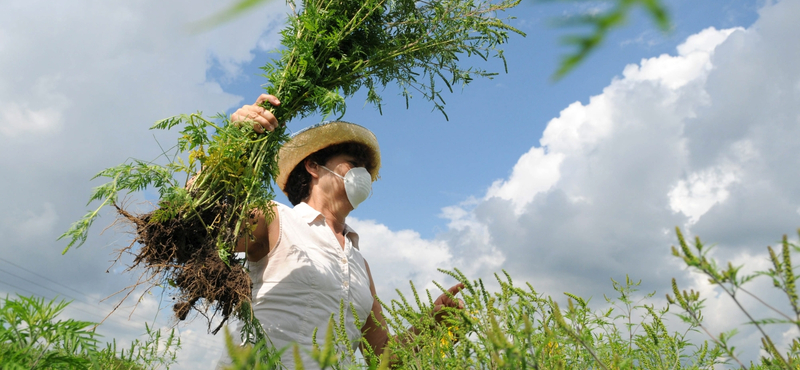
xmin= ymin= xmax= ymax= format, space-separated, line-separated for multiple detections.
xmin=5 ymin=228 xmax=800 ymax=370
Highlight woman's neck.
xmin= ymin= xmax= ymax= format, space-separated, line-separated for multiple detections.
xmin=305 ymin=194 xmax=350 ymax=234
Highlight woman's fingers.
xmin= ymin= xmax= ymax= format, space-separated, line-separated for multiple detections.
xmin=256 ymin=93 xmax=281 ymax=107
xmin=255 ymin=94 xmax=281 ymax=132
xmin=232 ymin=106 xmax=268 ymax=133
xmin=447 ymin=283 xmax=465 ymax=297
xmin=231 ymin=94 xmax=281 ymax=133
xmin=433 ymin=283 xmax=466 ymax=323
xmin=247 ymin=106 xmax=272 ymax=133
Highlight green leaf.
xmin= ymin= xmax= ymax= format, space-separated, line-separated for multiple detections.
xmin=187 ymin=0 xmax=279 ymax=33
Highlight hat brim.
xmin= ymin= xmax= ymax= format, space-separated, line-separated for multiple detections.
xmin=277 ymin=121 xmax=381 ymax=194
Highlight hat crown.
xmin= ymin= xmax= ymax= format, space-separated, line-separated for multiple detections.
xmin=277 ymin=121 xmax=381 ymax=193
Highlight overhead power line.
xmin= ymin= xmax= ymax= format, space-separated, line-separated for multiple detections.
xmin=0 ymin=279 xmax=220 ymax=350
xmin=0 ymin=279 xmax=41 ymax=298
xmin=0 ymin=262 xmax=221 ymax=349
xmin=0 ymin=256 xmax=92 ymax=298
xmin=0 ymin=257 xmax=167 ymax=324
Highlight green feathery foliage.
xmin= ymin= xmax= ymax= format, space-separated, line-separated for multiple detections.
xmin=60 ymin=0 xmax=525 ymax=253
xmin=59 ymin=0 xmax=525 ymax=345
xmin=548 ymin=0 xmax=671 ymax=79
xmin=61 ymin=0 xmax=525 ymax=251
xmin=0 ymin=295 xmax=180 ymax=370
xmin=201 ymin=0 xmax=671 ymax=80
xmin=669 ymin=228 xmax=800 ymax=369
xmin=218 ymin=230 xmax=800 ymax=369
xmin=220 ymin=268 xmax=724 ymax=369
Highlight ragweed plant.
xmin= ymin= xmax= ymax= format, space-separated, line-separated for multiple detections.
xmin=220 ymin=263 xmax=800 ymax=369
xmin=203 ymin=0 xmax=671 ymax=80
xmin=668 ymin=228 xmax=800 ymax=369
xmin=0 ymin=295 xmax=180 ymax=370
xmin=59 ymin=0 xmax=524 ymax=336
xmin=546 ymin=0 xmax=671 ymax=79
xmin=356 ymin=269 xmax=720 ymax=369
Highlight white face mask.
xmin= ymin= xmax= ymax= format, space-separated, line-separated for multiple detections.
xmin=319 ymin=165 xmax=372 ymax=209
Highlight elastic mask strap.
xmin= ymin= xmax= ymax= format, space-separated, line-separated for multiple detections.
xmin=318 ymin=164 xmax=345 ymax=179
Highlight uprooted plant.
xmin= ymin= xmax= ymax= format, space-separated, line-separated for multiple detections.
xmin=59 ymin=0 xmax=524 ymax=338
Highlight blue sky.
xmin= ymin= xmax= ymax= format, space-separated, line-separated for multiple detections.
xmin=3 ymin=0 xmax=799 ymax=368
xmin=211 ymin=0 xmax=762 ymax=239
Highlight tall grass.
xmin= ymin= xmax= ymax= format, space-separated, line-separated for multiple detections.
xmin=220 ymin=228 xmax=800 ymax=369
xmin=12 ymin=228 xmax=799 ymax=368
xmin=0 ymin=295 xmax=180 ymax=370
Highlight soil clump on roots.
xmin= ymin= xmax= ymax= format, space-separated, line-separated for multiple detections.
xmin=115 ymin=204 xmax=251 ymax=333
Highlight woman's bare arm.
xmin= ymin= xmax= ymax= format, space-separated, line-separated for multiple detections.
xmin=236 ymin=205 xmax=279 ymax=262
xmin=360 ymin=260 xmax=465 ymax=366
xmin=360 ymin=260 xmax=392 ymax=357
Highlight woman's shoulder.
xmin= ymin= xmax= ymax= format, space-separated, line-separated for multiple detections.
xmin=270 ymin=201 xmax=304 ymax=223
xmin=272 ymin=200 xmax=291 ymax=210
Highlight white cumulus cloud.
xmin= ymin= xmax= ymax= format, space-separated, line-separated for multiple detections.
xmin=668 ymin=164 xmax=740 ymax=224
xmin=354 ymin=1 xmax=800 ymax=363
xmin=3 ymin=0 xmax=800 ymax=367
xmin=0 ymin=1 xmax=289 ymax=368
xmin=352 ymin=217 xmax=453 ymax=295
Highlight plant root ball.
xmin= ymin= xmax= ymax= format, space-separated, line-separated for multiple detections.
xmin=116 ymin=205 xmax=252 ymax=328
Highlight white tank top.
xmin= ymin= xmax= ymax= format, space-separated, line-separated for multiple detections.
xmin=222 ymin=202 xmax=374 ymax=369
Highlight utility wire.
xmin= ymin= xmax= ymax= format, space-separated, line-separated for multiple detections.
xmin=0 ymin=266 xmax=83 ymax=303
xmin=0 ymin=253 xmax=234 ymax=347
xmin=0 ymin=258 xmax=171 ymax=325
xmin=0 ymin=279 xmax=41 ymax=298
xmin=0 ymin=256 xmax=165 ymax=323
xmin=0 ymin=267 xmax=220 ymax=349
xmin=0 ymin=267 xmax=149 ymax=326
xmin=0 ymin=256 xmax=94 ymax=298
xmin=0 ymin=279 xmax=220 ymax=351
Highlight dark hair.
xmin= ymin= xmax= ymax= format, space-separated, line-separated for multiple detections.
xmin=284 ymin=142 xmax=373 ymax=205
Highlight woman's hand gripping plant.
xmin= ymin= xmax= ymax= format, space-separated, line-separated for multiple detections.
xmin=59 ymin=0 xmax=524 ymax=338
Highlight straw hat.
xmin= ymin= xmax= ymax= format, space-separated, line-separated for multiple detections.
xmin=277 ymin=121 xmax=381 ymax=193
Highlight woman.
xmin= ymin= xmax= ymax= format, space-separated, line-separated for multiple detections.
xmin=215 ymin=94 xmax=464 ymax=369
